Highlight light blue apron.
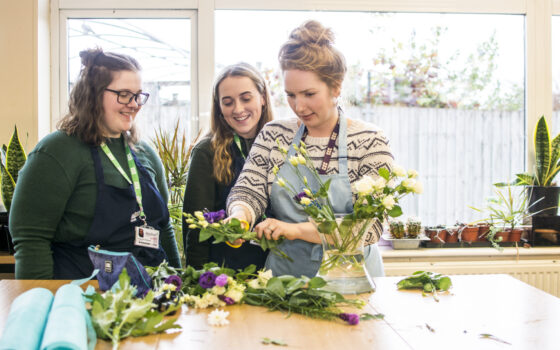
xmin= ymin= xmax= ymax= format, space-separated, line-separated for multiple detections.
xmin=266 ymin=115 xmax=384 ymax=278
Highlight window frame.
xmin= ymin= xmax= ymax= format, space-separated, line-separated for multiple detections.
xmin=50 ymin=0 xmax=557 ymax=171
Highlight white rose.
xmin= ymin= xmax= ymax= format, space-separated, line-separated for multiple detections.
xmin=248 ymin=279 xmax=261 ymax=289
xmin=211 ymin=286 xmax=226 ymax=295
xmin=407 ymin=169 xmax=418 ymax=178
xmin=392 ymin=165 xmax=406 ymax=177
xmin=373 ymin=177 xmax=387 ymax=191
xmin=354 ymin=175 xmax=375 ymax=195
xmin=300 ymin=197 xmax=311 ymax=206
xmin=259 ymin=270 xmax=273 ymax=283
xmin=412 ymin=181 xmax=423 ymax=194
xmin=382 ymin=195 xmax=396 ymax=210
xmin=225 ymin=288 xmax=244 ymax=303
xmin=402 ymin=178 xmax=415 ymax=190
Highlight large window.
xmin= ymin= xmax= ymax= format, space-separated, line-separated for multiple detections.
xmin=216 ymin=10 xmax=525 ymax=226
xmin=62 ymin=13 xmax=194 ymax=141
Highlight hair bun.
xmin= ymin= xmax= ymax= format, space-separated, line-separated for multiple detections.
xmin=289 ymin=20 xmax=335 ymax=47
xmin=79 ymin=47 xmax=104 ymax=68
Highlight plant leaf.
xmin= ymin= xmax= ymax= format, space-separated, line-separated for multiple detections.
xmin=535 ymin=116 xmax=551 ymax=185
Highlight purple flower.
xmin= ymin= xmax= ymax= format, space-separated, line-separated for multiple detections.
xmin=219 ymin=295 xmax=235 ymax=305
xmin=293 ymin=192 xmax=309 ymax=201
xmin=203 ymin=210 xmax=226 ymax=224
xmin=339 ymin=313 xmax=360 ymax=325
xmin=199 ymin=271 xmax=217 ymax=289
xmin=215 ymin=274 xmax=229 ymax=287
xmin=164 ymin=275 xmax=182 ymax=289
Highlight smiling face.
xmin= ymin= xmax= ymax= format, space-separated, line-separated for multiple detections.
xmin=218 ymin=76 xmax=265 ymax=139
xmin=102 ymin=70 xmax=143 ymax=138
xmin=283 ymin=69 xmax=340 ymax=137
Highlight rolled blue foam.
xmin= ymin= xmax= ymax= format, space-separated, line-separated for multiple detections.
xmin=0 ymin=288 xmax=53 ymax=350
xmin=40 ymin=284 xmax=89 ymax=350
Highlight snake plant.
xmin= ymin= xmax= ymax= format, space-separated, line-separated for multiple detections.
xmin=1 ymin=126 xmax=27 ymax=211
xmin=505 ymin=116 xmax=560 ymax=187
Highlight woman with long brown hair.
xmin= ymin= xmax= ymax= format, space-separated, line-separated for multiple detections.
xmin=183 ymin=62 xmax=273 ymax=269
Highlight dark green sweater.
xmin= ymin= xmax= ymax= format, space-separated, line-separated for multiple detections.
xmin=9 ymin=131 xmax=181 ymax=279
xmin=182 ymin=136 xmax=253 ymax=268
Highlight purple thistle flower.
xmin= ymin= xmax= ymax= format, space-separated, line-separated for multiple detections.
xmin=203 ymin=209 xmax=226 ymax=224
xmin=219 ymin=295 xmax=235 ymax=305
xmin=339 ymin=313 xmax=360 ymax=325
xmin=199 ymin=271 xmax=217 ymax=289
xmin=215 ymin=274 xmax=229 ymax=287
xmin=164 ymin=275 xmax=182 ymax=289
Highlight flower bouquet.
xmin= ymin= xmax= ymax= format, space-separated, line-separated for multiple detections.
xmin=147 ymin=262 xmax=381 ymax=326
xmin=274 ymin=140 xmax=422 ymax=292
xmin=184 ymin=209 xmax=291 ymax=260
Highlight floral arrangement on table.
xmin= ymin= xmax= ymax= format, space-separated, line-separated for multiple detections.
xmin=184 ymin=209 xmax=291 ymax=260
xmin=273 ymin=140 xmax=422 ymax=272
xmin=146 ymin=261 xmax=382 ymax=326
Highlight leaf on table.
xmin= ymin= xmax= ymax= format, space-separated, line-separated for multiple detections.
xmin=360 ymin=313 xmax=385 ymax=321
xmin=262 ymin=337 xmax=288 ymax=346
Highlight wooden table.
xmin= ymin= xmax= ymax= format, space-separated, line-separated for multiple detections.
xmin=0 ymin=275 xmax=558 ymax=349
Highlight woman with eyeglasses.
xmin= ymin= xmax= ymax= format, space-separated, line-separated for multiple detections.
xmin=9 ymin=47 xmax=181 ymax=279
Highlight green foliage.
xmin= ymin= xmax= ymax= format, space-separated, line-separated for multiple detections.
xmin=86 ymin=268 xmax=182 ymax=350
xmin=151 ymin=120 xmax=201 ymax=264
xmin=397 ymin=271 xmax=452 ymax=302
xmin=1 ymin=126 xmax=27 ymax=211
xmin=499 ymin=116 xmax=560 ymax=187
xmin=184 ymin=211 xmax=291 ymax=261
xmin=243 ymin=274 xmax=365 ymax=321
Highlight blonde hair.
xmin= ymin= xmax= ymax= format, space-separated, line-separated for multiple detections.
xmin=58 ymin=47 xmax=142 ymax=146
xmin=278 ymin=20 xmax=346 ymax=90
xmin=210 ymin=62 xmax=273 ymax=184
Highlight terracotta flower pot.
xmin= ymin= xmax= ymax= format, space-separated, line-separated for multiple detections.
xmin=446 ymin=228 xmax=459 ymax=243
xmin=509 ymin=228 xmax=523 ymax=242
xmin=460 ymin=226 xmax=479 ymax=243
xmin=495 ymin=230 xmax=510 ymax=242
xmin=427 ymin=228 xmax=447 ymax=244
xmin=477 ymin=224 xmax=490 ymax=242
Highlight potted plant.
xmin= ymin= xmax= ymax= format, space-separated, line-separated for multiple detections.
xmin=471 ymin=184 xmax=536 ymax=246
xmin=0 ymin=126 xmax=26 ymax=255
xmin=389 ymin=220 xmax=405 ymax=239
xmin=501 ymin=116 xmax=560 ymax=216
xmin=425 ymin=225 xmax=447 ymax=243
xmin=405 ymin=217 xmax=422 ymax=238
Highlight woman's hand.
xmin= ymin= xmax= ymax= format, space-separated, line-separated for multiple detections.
xmin=224 ymin=206 xmax=251 ymax=247
xmin=255 ymin=218 xmax=299 ymax=241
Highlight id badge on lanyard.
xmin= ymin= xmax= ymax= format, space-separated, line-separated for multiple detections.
xmin=101 ymin=142 xmax=161 ymax=249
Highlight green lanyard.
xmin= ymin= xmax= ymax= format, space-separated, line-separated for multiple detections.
xmin=100 ymin=142 xmax=146 ymax=222
xmin=233 ymin=133 xmax=246 ymax=159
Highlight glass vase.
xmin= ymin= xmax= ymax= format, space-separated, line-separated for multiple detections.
xmin=313 ymin=216 xmax=375 ymax=294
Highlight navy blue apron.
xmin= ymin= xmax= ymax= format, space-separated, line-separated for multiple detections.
xmin=52 ymin=144 xmax=168 ymax=279
xmin=207 ymin=141 xmax=268 ymax=270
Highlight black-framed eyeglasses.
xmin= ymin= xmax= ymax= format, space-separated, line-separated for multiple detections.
xmin=105 ymin=88 xmax=150 ymax=106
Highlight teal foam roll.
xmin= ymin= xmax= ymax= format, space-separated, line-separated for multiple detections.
xmin=40 ymin=284 xmax=91 ymax=350
xmin=0 ymin=288 xmax=54 ymax=350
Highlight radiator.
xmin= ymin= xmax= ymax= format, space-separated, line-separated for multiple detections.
xmin=383 ymin=260 xmax=560 ymax=297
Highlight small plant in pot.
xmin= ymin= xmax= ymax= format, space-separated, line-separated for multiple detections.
xmin=425 ymin=225 xmax=447 ymax=243
xmin=406 ymin=217 xmax=422 ymax=238
xmin=389 ymin=220 xmax=406 ymax=239
xmin=471 ymin=184 xmax=539 ymax=248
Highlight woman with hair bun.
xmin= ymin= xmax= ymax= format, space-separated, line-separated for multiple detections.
xmin=183 ymin=62 xmax=273 ymax=270
xmin=227 ymin=20 xmax=394 ymax=278
xmin=10 ymin=47 xmax=181 ymax=279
